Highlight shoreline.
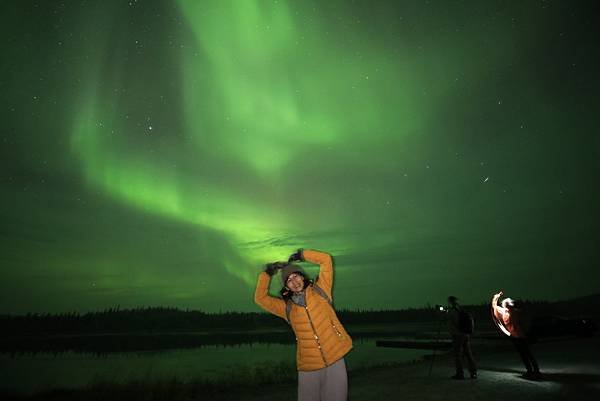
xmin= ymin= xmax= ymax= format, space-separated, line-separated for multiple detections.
xmin=2 ymin=336 xmax=599 ymax=400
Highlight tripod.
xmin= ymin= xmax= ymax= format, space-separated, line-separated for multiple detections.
xmin=428 ymin=311 xmax=444 ymax=376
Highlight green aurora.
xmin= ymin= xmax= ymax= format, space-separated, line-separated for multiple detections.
xmin=1 ymin=0 xmax=599 ymax=313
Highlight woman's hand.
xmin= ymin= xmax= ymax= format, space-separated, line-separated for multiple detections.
xmin=288 ymin=249 xmax=304 ymax=263
xmin=265 ymin=262 xmax=286 ymax=276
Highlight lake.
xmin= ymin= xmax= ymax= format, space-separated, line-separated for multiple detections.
xmin=0 ymin=338 xmax=429 ymax=395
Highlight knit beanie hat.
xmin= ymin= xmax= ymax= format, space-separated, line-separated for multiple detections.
xmin=281 ymin=264 xmax=306 ymax=286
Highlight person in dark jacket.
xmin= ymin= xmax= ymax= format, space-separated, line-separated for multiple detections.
xmin=447 ymin=296 xmax=477 ymax=379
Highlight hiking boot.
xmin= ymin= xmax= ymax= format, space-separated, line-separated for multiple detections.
xmin=527 ymin=371 xmax=542 ymax=380
xmin=522 ymin=371 xmax=541 ymax=380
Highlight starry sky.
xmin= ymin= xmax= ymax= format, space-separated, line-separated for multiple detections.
xmin=1 ymin=0 xmax=599 ymax=314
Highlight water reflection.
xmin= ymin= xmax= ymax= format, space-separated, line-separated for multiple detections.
xmin=0 ymin=339 xmax=426 ymax=395
xmin=1 ymin=330 xmax=403 ymax=355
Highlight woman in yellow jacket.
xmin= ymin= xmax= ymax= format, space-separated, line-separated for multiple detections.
xmin=255 ymin=248 xmax=353 ymax=401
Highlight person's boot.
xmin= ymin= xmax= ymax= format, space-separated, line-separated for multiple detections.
xmin=522 ymin=371 xmax=540 ymax=380
xmin=528 ymin=371 xmax=542 ymax=380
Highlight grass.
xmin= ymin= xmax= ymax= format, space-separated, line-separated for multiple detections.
xmin=1 ymin=357 xmax=428 ymax=401
xmin=1 ymin=361 xmax=297 ymax=401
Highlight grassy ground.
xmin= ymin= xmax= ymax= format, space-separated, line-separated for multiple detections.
xmin=3 ymin=336 xmax=599 ymax=401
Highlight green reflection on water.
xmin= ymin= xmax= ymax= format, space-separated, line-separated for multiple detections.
xmin=0 ymin=341 xmax=426 ymax=395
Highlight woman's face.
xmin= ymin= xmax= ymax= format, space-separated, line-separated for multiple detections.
xmin=286 ymin=273 xmax=305 ymax=293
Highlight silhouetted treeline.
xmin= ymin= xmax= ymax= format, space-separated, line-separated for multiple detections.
xmin=0 ymin=306 xmax=291 ymax=335
xmin=2 ymin=294 xmax=598 ymax=337
xmin=0 ymin=306 xmax=433 ymax=336
xmin=0 ymin=306 xmax=460 ymax=336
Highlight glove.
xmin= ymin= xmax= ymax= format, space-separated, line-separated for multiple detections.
xmin=288 ymin=249 xmax=304 ymax=263
xmin=265 ymin=262 xmax=285 ymax=276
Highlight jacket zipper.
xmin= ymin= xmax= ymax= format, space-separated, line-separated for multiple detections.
xmin=331 ymin=320 xmax=343 ymax=338
xmin=305 ymin=306 xmax=328 ymax=366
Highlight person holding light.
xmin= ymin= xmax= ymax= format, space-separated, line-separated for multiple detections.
xmin=491 ymin=290 xmax=541 ymax=379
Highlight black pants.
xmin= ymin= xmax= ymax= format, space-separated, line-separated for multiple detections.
xmin=452 ymin=334 xmax=477 ymax=376
xmin=511 ymin=337 xmax=539 ymax=373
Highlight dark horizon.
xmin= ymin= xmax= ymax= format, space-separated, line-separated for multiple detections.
xmin=3 ymin=291 xmax=599 ymax=318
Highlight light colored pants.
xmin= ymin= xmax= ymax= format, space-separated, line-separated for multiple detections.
xmin=298 ymin=358 xmax=348 ymax=401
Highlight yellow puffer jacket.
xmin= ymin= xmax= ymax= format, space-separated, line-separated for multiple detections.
xmin=254 ymin=249 xmax=353 ymax=371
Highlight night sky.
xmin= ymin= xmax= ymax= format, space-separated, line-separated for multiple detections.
xmin=1 ymin=0 xmax=599 ymax=314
